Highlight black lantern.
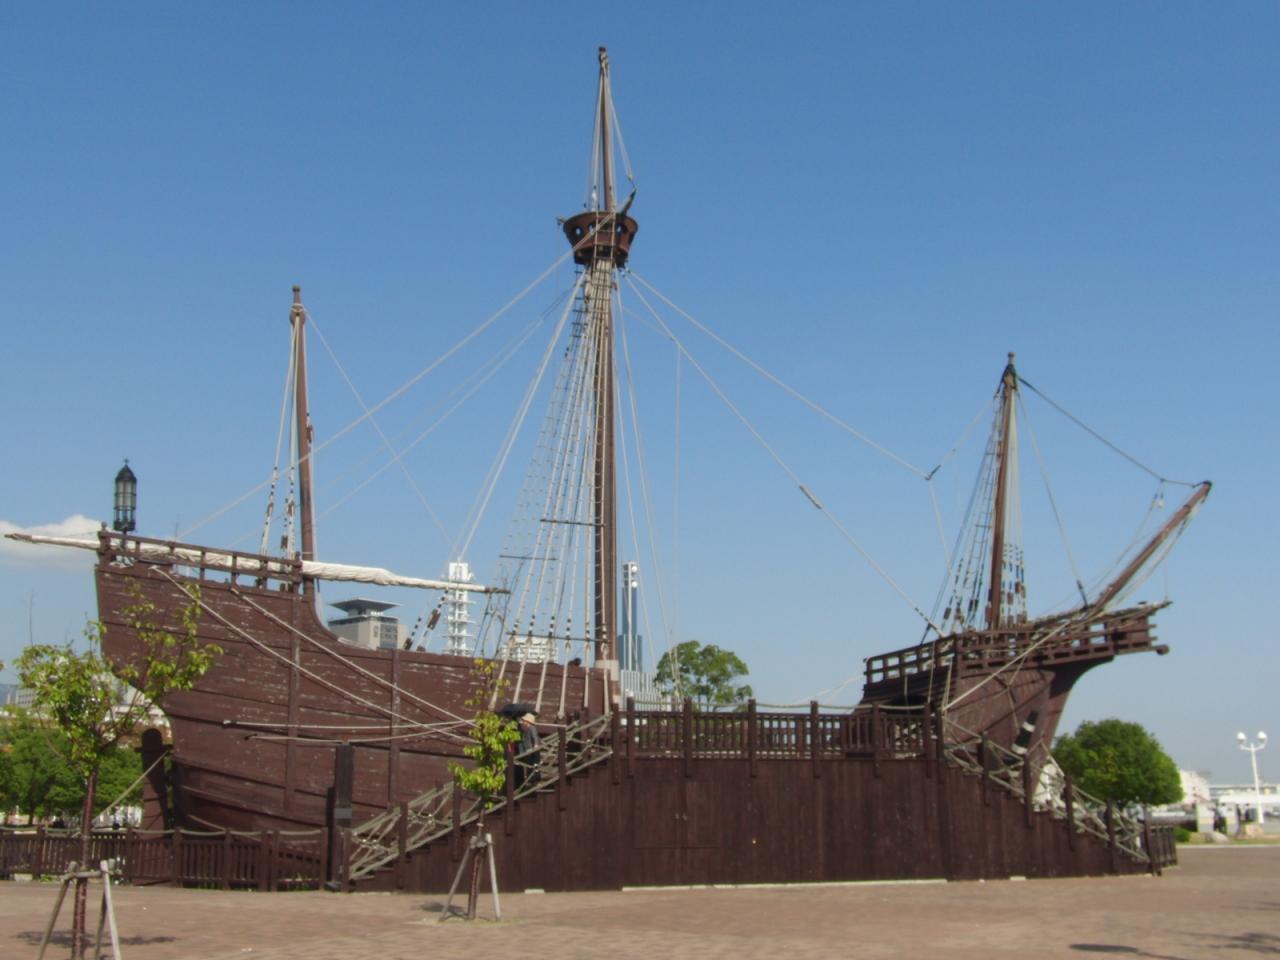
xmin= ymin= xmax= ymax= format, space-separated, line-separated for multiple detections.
xmin=113 ymin=460 xmax=137 ymax=534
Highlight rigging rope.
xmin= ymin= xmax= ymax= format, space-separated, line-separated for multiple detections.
xmin=307 ymin=312 xmax=450 ymax=543
xmin=615 ymin=281 xmax=681 ymax=700
xmin=454 ymin=272 xmax=587 ymax=564
xmin=1018 ymin=377 xmax=1199 ymax=487
xmin=629 ymin=272 xmax=930 ymax=479
xmin=625 ymin=276 xmax=944 ymax=636
xmin=155 ymin=568 xmax=469 ymax=732
xmin=1018 ymin=392 xmax=1088 ymax=606
xmin=180 ymin=245 xmax=576 ymax=542
xmin=260 ymin=321 xmax=299 ymax=554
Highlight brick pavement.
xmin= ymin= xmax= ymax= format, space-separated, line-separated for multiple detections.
xmin=2 ymin=846 xmax=1277 ymax=960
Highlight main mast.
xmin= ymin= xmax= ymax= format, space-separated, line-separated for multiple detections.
xmin=986 ymin=352 xmax=1019 ymax=630
xmin=561 ymin=47 xmax=638 ymax=666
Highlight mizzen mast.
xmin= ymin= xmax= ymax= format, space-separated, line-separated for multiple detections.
xmin=561 ymin=47 xmax=638 ymax=666
xmin=291 ymin=285 xmax=317 ymax=571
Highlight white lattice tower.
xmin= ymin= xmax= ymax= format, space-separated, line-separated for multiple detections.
xmin=443 ymin=560 xmax=475 ymax=656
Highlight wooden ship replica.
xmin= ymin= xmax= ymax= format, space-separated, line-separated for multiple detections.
xmin=10 ymin=49 xmax=1206 ymax=890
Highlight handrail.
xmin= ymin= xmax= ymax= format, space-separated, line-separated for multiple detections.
xmin=941 ymin=717 xmax=1151 ymax=863
xmin=347 ymin=713 xmax=615 ymax=880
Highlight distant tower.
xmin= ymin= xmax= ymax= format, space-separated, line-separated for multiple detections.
xmin=619 ymin=561 xmax=641 ymax=672
xmin=443 ymin=560 xmax=475 ymax=656
xmin=327 ymin=599 xmax=406 ymax=650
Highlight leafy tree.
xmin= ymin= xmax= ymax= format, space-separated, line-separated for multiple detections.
xmin=0 ymin=714 xmax=81 ymax=823
xmin=447 ymin=659 xmax=520 ymax=920
xmin=17 ymin=583 xmax=216 ymax=958
xmin=95 ymin=743 xmax=143 ymax=820
xmin=448 ymin=660 xmax=520 ymax=809
xmin=655 ymin=640 xmax=753 ymax=710
xmin=1 ymin=715 xmax=143 ymax=825
xmin=1052 ymin=718 xmax=1182 ymax=807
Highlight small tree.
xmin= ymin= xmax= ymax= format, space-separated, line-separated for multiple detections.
xmin=448 ymin=659 xmax=520 ymax=808
xmin=447 ymin=659 xmax=520 ymax=919
xmin=17 ymin=583 xmax=217 ymax=958
xmin=1052 ymin=718 xmax=1183 ymax=808
xmin=655 ymin=640 xmax=753 ymax=710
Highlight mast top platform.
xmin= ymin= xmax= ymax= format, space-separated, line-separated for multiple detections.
xmin=562 ymin=45 xmax=638 ymax=268
xmin=562 ymin=211 xmax=639 ymax=268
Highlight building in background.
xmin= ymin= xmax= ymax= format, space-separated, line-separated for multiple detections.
xmin=617 ymin=560 xmax=666 ymax=708
xmin=443 ymin=560 xmax=475 ymax=657
xmin=618 ymin=561 xmax=642 ymax=673
xmin=327 ymin=598 xmax=407 ymax=650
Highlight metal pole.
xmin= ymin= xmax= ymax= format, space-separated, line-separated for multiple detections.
xmin=1238 ymin=732 xmax=1268 ymax=827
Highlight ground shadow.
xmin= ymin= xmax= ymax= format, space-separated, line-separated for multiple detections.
xmin=1070 ymin=945 xmax=1191 ymax=960
xmin=16 ymin=930 xmax=178 ymax=947
xmin=1198 ymin=932 xmax=1280 ymax=955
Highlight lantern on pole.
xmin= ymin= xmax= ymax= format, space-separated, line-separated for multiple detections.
xmin=113 ymin=460 xmax=137 ymax=534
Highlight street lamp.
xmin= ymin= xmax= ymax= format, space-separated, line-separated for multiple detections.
xmin=1237 ymin=730 xmax=1268 ymax=826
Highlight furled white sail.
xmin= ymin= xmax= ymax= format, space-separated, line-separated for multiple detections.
xmin=4 ymin=533 xmax=501 ymax=594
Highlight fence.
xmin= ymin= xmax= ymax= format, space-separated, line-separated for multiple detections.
xmin=625 ymin=701 xmax=928 ymax=760
xmin=0 ymin=826 xmax=327 ymax=890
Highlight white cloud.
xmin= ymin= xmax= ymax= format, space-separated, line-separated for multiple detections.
xmin=0 ymin=515 xmax=103 ymax=568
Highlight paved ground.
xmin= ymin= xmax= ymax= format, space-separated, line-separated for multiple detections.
xmin=3 ymin=847 xmax=1278 ymax=960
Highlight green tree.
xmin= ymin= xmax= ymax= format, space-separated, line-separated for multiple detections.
xmin=655 ymin=640 xmax=753 ymax=710
xmin=447 ymin=659 xmax=520 ymax=920
xmin=0 ymin=714 xmax=81 ymax=823
xmin=448 ymin=660 xmax=520 ymax=809
xmin=1 ymin=715 xmax=144 ymax=825
xmin=95 ymin=743 xmax=143 ymax=820
xmin=1052 ymin=718 xmax=1182 ymax=807
xmin=17 ymin=583 xmax=216 ymax=958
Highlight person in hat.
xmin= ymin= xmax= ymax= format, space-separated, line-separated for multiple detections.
xmin=515 ymin=711 xmax=542 ymax=789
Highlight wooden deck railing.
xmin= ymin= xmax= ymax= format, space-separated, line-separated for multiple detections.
xmin=0 ymin=826 xmax=326 ymax=890
xmin=625 ymin=701 xmax=928 ymax=760
xmin=864 ymin=604 xmax=1162 ymax=687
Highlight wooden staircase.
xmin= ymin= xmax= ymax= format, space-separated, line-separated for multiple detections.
xmin=939 ymin=719 xmax=1174 ymax=872
xmin=346 ymin=713 xmax=615 ymax=883
xmin=340 ymin=705 xmax=1175 ymax=891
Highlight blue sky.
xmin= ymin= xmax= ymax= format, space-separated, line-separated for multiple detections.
xmin=1 ymin=3 xmax=1275 ymax=781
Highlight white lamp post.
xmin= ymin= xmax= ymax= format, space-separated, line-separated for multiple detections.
xmin=1237 ymin=730 xmax=1268 ymax=826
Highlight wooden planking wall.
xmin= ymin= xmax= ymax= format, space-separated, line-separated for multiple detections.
xmin=363 ymin=749 xmax=1145 ymax=893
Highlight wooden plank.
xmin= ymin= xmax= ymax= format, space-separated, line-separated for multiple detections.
xmin=626 ymin=696 xmax=635 ymax=778
xmin=682 ymin=700 xmax=693 ymax=779
xmin=557 ymin=729 xmax=567 ymax=811
xmin=1064 ymin=773 xmax=1075 ymax=852
xmin=810 ymin=701 xmax=820 ymax=779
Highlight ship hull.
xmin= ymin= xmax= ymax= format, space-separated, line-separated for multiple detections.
xmin=858 ymin=606 xmax=1166 ymax=765
xmin=95 ymin=534 xmax=605 ymax=833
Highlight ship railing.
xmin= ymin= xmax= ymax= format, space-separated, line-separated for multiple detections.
xmin=621 ymin=701 xmax=929 ymax=760
xmin=941 ymin=718 xmax=1153 ymax=864
xmin=864 ymin=605 xmax=1163 ymax=686
xmin=347 ymin=712 xmax=615 ymax=882
xmin=98 ymin=529 xmax=304 ymax=590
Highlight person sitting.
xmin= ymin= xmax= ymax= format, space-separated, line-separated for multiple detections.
xmin=515 ymin=712 xmax=542 ymax=789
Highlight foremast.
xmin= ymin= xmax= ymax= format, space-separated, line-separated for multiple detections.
xmin=561 ymin=47 xmax=638 ymax=668
xmin=986 ymin=352 xmax=1023 ymax=630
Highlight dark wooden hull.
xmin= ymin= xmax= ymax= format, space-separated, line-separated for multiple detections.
xmin=858 ymin=606 xmax=1167 ymax=764
xmin=93 ymin=532 xmax=1166 ymax=888
xmin=94 ymin=534 xmax=605 ymax=833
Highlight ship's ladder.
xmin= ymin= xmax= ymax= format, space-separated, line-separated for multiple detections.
xmin=940 ymin=719 xmax=1157 ymax=867
xmin=346 ymin=712 xmax=614 ymax=881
